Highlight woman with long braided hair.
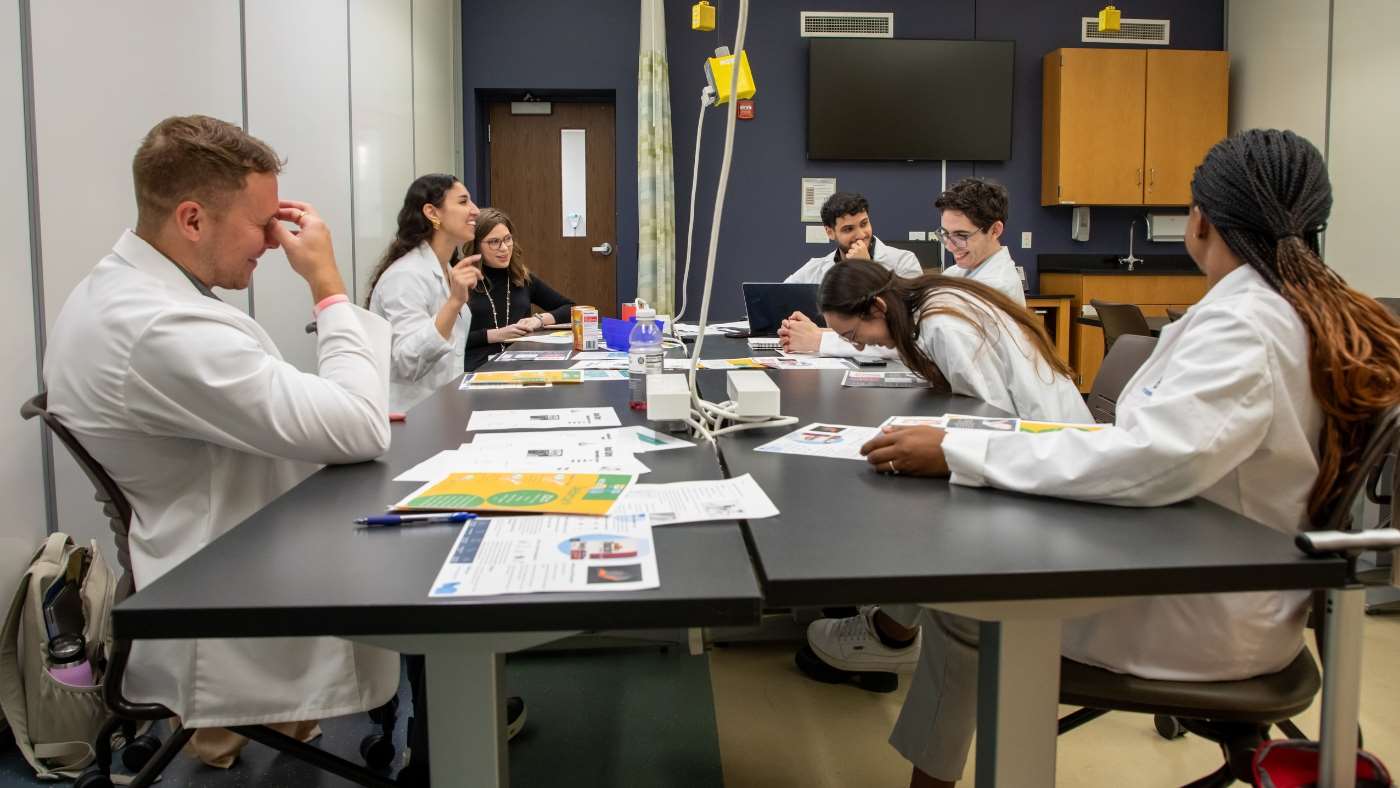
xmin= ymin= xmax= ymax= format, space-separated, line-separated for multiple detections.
xmin=864 ymin=129 xmax=1400 ymax=788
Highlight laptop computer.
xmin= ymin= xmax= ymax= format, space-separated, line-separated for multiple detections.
xmin=740 ymin=282 xmax=825 ymax=338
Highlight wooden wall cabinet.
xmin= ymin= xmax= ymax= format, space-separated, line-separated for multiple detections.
xmin=1042 ymin=48 xmax=1229 ymax=207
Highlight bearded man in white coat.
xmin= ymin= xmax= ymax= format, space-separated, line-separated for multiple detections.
xmin=44 ymin=115 xmax=399 ymax=767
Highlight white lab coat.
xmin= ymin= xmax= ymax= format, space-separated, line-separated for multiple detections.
xmin=44 ymin=230 xmax=400 ymax=727
xmin=368 ymin=241 xmax=469 ymax=412
xmin=940 ymin=246 xmax=1026 ymax=307
xmin=785 ymin=238 xmax=924 ymax=358
xmin=916 ymin=288 xmax=1089 ymax=422
xmin=943 ymin=264 xmax=1321 ymax=680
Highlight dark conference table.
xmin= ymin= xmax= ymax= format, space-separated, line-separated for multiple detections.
xmin=112 ymin=374 xmax=762 ymax=788
xmin=114 ymin=330 xmax=1354 ymax=788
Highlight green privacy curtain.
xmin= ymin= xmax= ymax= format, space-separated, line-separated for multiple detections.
xmin=636 ymin=0 xmax=676 ymax=314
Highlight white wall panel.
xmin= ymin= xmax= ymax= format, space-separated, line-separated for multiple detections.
xmin=0 ymin=2 xmax=47 ymax=598
xmin=246 ymin=0 xmax=355 ymax=371
xmin=1226 ymin=0 xmax=1329 ymax=148
xmin=350 ymin=0 xmax=416 ymax=302
xmin=412 ymin=0 xmax=458 ymax=177
xmin=30 ymin=0 xmax=243 ymax=547
xmin=1325 ymin=0 xmax=1400 ymax=297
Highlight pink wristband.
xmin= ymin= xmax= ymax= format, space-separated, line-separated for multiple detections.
xmin=313 ymin=293 xmax=349 ymax=317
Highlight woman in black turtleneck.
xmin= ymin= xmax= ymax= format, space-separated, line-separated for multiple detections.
xmin=462 ymin=208 xmax=576 ymax=371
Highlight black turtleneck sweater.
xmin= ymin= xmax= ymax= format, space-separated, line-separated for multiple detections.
xmin=464 ymin=265 xmax=575 ymax=371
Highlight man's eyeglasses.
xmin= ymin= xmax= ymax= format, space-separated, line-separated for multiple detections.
xmin=483 ymin=235 xmax=514 ymax=250
xmin=932 ymin=227 xmax=986 ymax=249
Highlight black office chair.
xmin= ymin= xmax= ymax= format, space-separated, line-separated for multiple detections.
xmin=1056 ymin=404 xmax=1400 ymax=787
xmin=1090 ymin=299 xmax=1153 ymax=355
xmin=1086 ymin=335 xmax=1157 ymax=424
xmin=21 ymin=394 xmax=401 ymax=788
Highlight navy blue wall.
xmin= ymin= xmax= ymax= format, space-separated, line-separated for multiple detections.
xmin=461 ymin=0 xmax=1223 ymax=317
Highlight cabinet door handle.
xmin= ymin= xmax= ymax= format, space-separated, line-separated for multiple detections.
xmin=1136 ymin=168 xmax=1143 ymax=187
xmin=1148 ymin=168 xmax=1155 ymax=192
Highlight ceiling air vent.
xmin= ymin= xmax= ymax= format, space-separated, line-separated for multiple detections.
xmin=1081 ymin=17 xmax=1170 ymax=46
xmin=800 ymin=11 xmax=894 ymax=38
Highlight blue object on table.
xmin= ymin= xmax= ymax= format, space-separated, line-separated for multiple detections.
xmin=602 ymin=316 xmax=637 ymax=351
xmin=357 ymin=512 xmax=478 ymax=528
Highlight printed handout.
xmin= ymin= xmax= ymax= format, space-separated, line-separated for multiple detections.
xmin=569 ymin=359 xmax=629 ymax=370
xmin=467 ymin=425 xmax=694 ymax=454
xmin=463 ymin=370 xmax=583 ymax=387
xmin=878 ymin=416 xmax=948 ymax=431
xmin=611 ymin=473 xmax=778 ymax=525
xmin=394 ymin=471 xmax=634 ymax=516
xmin=500 ymin=330 xmax=575 ymax=345
xmin=466 ymin=407 xmax=622 ymax=432
xmin=842 ymin=371 xmax=931 ymax=388
xmin=428 ymin=514 xmax=659 ymax=598
xmin=393 ymin=443 xmax=650 ymax=482
xmin=493 ymin=350 xmax=572 ymax=362
xmin=753 ymin=422 xmax=881 ymax=461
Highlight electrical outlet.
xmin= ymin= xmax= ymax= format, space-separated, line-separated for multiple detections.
xmin=1021 ymin=231 xmax=1032 ymax=249
xmin=908 ymin=231 xmax=926 ymax=241
xmin=805 ymin=225 xmax=828 ymax=244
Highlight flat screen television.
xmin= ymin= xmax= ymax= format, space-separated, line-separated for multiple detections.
xmin=807 ymin=38 xmax=1015 ymax=161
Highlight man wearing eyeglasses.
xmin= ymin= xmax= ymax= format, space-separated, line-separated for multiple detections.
xmin=779 ymin=192 xmax=922 ymax=355
xmin=934 ymin=177 xmax=1026 ymax=307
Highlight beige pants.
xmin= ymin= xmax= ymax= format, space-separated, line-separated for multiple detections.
xmin=177 ymin=719 xmax=323 ymax=768
xmin=887 ymin=609 xmax=981 ymax=782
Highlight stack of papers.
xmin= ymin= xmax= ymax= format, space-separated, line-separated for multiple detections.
xmin=396 ymin=425 xmax=693 ymax=482
xmin=842 ymin=371 xmax=930 ymax=388
xmin=493 ymin=350 xmax=572 ymax=362
xmin=612 ymin=474 xmax=778 ymax=525
xmin=500 ymin=330 xmax=575 ymax=345
xmin=428 ymin=514 xmax=660 ymax=597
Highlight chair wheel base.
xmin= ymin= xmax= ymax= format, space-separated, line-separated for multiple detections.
xmin=360 ymin=732 xmax=396 ymax=769
xmin=1154 ymin=714 xmax=1187 ymax=740
xmin=121 ymin=732 xmax=162 ymax=772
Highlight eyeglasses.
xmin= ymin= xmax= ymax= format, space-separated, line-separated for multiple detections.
xmin=932 ymin=226 xmax=986 ymax=249
xmin=483 ymin=235 xmax=514 ymax=250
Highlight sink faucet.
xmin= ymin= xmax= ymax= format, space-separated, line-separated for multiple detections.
xmin=1119 ymin=220 xmax=1144 ymax=272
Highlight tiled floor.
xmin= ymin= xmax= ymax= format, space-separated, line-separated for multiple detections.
xmin=708 ymin=613 xmax=1400 ymax=787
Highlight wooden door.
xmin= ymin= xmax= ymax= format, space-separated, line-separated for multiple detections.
xmin=1144 ymin=51 xmax=1229 ymax=206
xmin=1044 ymin=49 xmax=1146 ymax=206
xmin=487 ymin=102 xmax=618 ymax=316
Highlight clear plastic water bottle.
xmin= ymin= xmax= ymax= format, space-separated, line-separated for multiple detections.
xmin=628 ymin=305 xmax=664 ymax=410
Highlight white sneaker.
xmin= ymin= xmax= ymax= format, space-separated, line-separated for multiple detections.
xmin=805 ymin=607 xmax=920 ymax=674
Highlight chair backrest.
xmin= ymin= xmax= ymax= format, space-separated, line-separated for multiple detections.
xmin=19 ymin=394 xmax=134 ymax=599
xmin=1085 ymin=335 xmax=1157 ymax=424
xmin=1166 ymin=307 xmax=1186 ymax=322
xmin=1316 ymin=403 xmax=1400 ymax=534
xmin=1090 ymin=299 xmax=1152 ymax=354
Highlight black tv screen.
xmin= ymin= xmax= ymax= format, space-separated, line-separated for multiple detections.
xmin=808 ymin=38 xmax=1015 ymax=161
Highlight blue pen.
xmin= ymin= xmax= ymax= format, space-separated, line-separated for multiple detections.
xmin=356 ymin=512 xmax=478 ymax=527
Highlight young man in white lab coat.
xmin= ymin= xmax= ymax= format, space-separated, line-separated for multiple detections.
xmin=43 ymin=115 xmax=400 ymax=766
xmin=779 ymin=192 xmax=923 ymax=356
xmin=933 ymin=177 xmax=1025 ymax=307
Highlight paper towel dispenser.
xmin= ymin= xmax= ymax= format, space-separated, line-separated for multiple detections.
xmin=1147 ymin=212 xmax=1188 ymax=242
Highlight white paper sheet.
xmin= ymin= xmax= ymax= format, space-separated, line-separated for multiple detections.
xmin=467 ymin=425 xmax=694 ymax=455
xmin=393 ymin=442 xmax=651 ymax=481
xmin=611 ymin=474 xmax=778 ymax=525
xmin=753 ymin=422 xmax=881 ymax=461
xmin=494 ymin=350 xmax=572 ymax=362
xmin=878 ymin=415 xmax=948 ymax=430
xmin=569 ymin=359 xmax=629 ymax=370
xmin=501 ymin=331 xmax=575 ymax=345
xmin=428 ymin=514 xmax=659 ymax=597
xmin=466 ymin=408 xmax=621 ymax=432
xmin=573 ymin=351 xmax=629 ymax=360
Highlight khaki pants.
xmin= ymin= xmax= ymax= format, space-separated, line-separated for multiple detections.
xmin=176 ymin=719 xmax=323 ymax=768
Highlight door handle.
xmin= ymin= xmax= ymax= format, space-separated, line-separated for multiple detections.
xmin=591 ymin=242 xmax=614 ymax=256
xmin=1148 ymin=168 xmax=1155 ymax=192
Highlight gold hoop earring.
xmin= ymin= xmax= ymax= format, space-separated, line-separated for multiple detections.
xmin=429 ymin=216 xmax=442 ymax=230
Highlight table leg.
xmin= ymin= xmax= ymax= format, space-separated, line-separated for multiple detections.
xmin=974 ymin=618 xmax=1061 ymax=788
xmin=929 ymin=597 xmax=1131 ymax=788
xmin=1320 ymin=586 xmax=1364 ymax=788
xmin=353 ymin=630 xmax=574 ymax=788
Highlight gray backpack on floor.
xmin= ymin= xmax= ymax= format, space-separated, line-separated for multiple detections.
xmin=0 ymin=533 xmax=116 ymax=780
